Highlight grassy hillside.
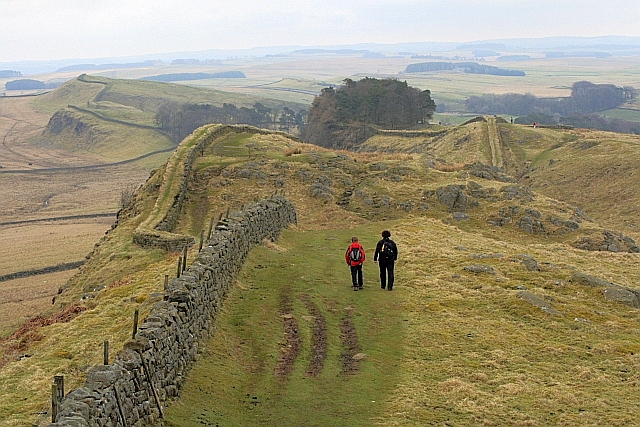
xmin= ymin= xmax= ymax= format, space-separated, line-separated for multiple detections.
xmin=1 ymin=123 xmax=639 ymax=426
xmin=27 ymin=75 xmax=307 ymax=164
xmin=363 ymin=120 xmax=640 ymax=241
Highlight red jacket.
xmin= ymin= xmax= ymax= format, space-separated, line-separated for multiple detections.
xmin=345 ymin=242 xmax=365 ymax=266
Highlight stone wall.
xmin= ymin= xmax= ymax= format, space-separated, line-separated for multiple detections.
xmin=49 ymin=196 xmax=297 ymax=426
xmin=133 ymin=124 xmax=300 ymax=251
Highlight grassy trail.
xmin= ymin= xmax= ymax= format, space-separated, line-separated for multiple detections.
xmin=486 ymin=116 xmax=503 ymax=168
xmin=163 ymin=225 xmax=408 ymax=427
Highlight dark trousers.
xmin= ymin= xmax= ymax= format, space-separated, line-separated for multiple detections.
xmin=350 ymin=265 xmax=363 ymax=288
xmin=379 ymin=261 xmax=395 ymax=290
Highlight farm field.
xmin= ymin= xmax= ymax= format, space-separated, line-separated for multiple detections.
xmin=0 ymin=217 xmax=115 ymax=277
xmin=106 ymin=54 xmax=640 ymax=110
xmin=0 ymin=270 xmax=76 ymax=339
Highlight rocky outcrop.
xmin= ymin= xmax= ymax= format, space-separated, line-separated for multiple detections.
xmin=437 ymin=185 xmax=478 ymax=212
xmin=49 ymin=197 xmax=297 ymax=427
xmin=47 ymin=110 xmax=92 ymax=137
xmin=570 ymin=271 xmax=640 ymax=309
xmin=464 ymin=163 xmax=516 ymax=183
xmin=575 ymin=230 xmax=640 ymax=253
xmin=517 ymin=291 xmax=563 ymax=316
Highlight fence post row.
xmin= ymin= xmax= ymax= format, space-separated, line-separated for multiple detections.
xmin=46 ymin=196 xmax=298 ymax=425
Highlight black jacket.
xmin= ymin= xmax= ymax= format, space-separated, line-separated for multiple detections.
xmin=374 ymin=237 xmax=398 ymax=262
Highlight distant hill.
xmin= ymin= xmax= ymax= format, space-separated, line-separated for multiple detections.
xmin=140 ymin=71 xmax=246 ymax=82
xmin=55 ymin=60 xmax=159 ymax=73
xmin=497 ymin=55 xmax=532 ymax=61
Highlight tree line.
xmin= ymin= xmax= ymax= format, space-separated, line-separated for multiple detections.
xmin=405 ymin=62 xmax=525 ymax=76
xmin=156 ymin=102 xmax=307 ymax=143
xmin=301 ymin=77 xmax=436 ymax=149
xmin=465 ymin=81 xmax=637 ymax=116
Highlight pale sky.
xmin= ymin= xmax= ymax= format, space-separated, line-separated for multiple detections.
xmin=1 ymin=0 xmax=640 ymax=62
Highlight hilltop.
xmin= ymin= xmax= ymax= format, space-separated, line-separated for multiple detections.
xmin=1 ymin=120 xmax=639 ymax=426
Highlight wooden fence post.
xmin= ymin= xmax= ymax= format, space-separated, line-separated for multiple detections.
xmin=51 ymin=375 xmax=64 ymax=422
xmin=113 ymin=384 xmax=128 ymax=427
xmin=164 ymin=274 xmax=169 ymax=292
xmin=182 ymin=246 xmax=187 ymax=273
xmin=177 ymin=258 xmax=181 ymax=278
xmin=132 ymin=309 xmax=139 ymax=339
xmin=137 ymin=350 xmax=164 ymax=419
xmin=207 ymin=217 xmax=215 ymax=240
xmin=199 ymin=231 xmax=204 ymax=252
xmin=51 ymin=383 xmax=58 ymax=423
xmin=104 ymin=340 xmax=109 ymax=365
xmin=54 ymin=375 xmax=64 ymax=401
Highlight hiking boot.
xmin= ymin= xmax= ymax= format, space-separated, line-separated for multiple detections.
xmin=354 ymin=287 xmax=358 ymax=291
xmin=359 ymin=285 xmax=363 ymax=289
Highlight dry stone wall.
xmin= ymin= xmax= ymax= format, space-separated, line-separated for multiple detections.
xmin=133 ymin=124 xmax=300 ymax=251
xmin=49 ymin=196 xmax=297 ymax=427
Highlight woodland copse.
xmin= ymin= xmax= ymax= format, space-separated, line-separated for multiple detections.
xmin=301 ymin=77 xmax=436 ymax=148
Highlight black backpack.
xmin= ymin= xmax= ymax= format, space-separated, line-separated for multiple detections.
xmin=349 ymin=247 xmax=363 ymax=262
xmin=380 ymin=241 xmax=393 ymax=260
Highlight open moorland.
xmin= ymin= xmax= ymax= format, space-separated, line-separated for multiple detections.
xmin=1 ymin=50 xmax=640 ymax=425
xmin=0 ymin=122 xmax=639 ymax=426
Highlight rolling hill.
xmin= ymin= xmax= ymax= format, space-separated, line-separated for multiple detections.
xmin=1 ymin=120 xmax=639 ymax=426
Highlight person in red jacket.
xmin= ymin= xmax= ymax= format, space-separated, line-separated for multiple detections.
xmin=345 ymin=236 xmax=366 ymax=291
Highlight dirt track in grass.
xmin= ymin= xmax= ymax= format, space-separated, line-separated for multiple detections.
xmin=299 ymin=294 xmax=327 ymax=377
xmin=274 ymin=286 xmax=301 ymax=378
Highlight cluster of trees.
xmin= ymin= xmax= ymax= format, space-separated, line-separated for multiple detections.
xmin=465 ymin=81 xmax=637 ymax=116
xmin=5 ymin=79 xmax=60 ymax=90
xmin=0 ymin=70 xmax=21 ymax=78
xmin=302 ymin=77 xmax=436 ymax=149
xmin=405 ymin=62 xmax=525 ymax=77
xmin=156 ymin=102 xmax=307 ymax=143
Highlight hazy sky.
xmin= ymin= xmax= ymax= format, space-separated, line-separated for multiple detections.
xmin=2 ymin=0 xmax=640 ymax=62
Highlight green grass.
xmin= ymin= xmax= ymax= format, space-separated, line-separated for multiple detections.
xmin=164 ymin=212 xmax=640 ymax=426
xmin=163 ymin=225 xmax=407 ymax=427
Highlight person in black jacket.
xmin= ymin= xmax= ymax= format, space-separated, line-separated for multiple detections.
xmin=374 ymin=230 xmax=398 ymax=290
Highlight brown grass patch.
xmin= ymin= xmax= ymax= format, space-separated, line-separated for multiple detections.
xmin=434 ymin=162 xmax=466 ymax=172
xmin=0 ymin=219 xmax=115 ymax=276
xmin=0 ymin=303 xmax=87 ymax=368
xmin=107 ymin=278 xmax=134 ymax=289
xmin=284 ymin=147 xmax=303 ymax=156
